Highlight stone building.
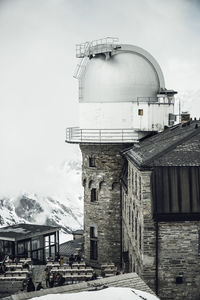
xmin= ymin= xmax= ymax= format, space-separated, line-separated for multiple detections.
xmin=65 ymin=38 xmax=200 ymax=299
xmin=122 ymin=120 xmax=200 ymax=300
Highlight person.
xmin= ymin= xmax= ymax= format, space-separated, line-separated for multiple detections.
xmin=45 ymin=269 xmax=50 ymax=288
xmin=49 ymin=272 xmax=56 ymax=288
xmin=59 ymin=257 xmax=64 ymax=266
xmin=27 ymin=278 xmax=35 ymax=292
xmin=69 ymin=254 xmax=74 ymax=267
xmin=36 ymin=282 xmax=43 ymax=290
xmin=57 ymin=274 xmax=65 ymax=286
xmin=75 ymin=254 xmax=81 ymax=263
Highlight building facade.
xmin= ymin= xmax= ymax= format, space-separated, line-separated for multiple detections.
xmin=0 ymin=224 xmax=60 ymax=263
xmin=122 ymin=121 xmax=200 ymax=300
xmin=65 ymin=38 xmax=200 ymax=300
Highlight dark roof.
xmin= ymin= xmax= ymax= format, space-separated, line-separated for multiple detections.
xmin=3 ymin=273 xmax=155 ymax=299
xmin=0 ymin=223 xmax=60 ymax=241
xmin=72 ymin=229 xmax=84 ymax=235
xmin=124 ymin=120 xmax=200 ymax=168
xmin=59 ymin=237 xmax=83 ymax=256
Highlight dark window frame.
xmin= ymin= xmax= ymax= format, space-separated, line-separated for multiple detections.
xmin=91 ymin=188 xmax=97 ymax=202
xmin=89 ymin=157 xmax=96 ymax=167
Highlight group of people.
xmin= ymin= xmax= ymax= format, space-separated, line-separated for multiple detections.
xmin=45 ymin=269 xmax=65 ymax=288
xmin=23 ymin=278 xmax=44 ymax=292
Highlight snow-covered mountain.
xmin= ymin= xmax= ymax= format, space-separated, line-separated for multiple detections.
xmin=0 ymin=159 xmax=84 ymax=243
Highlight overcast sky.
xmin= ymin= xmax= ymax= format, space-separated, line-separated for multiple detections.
xmin=0 ymin=0 xmax=200 ymax=197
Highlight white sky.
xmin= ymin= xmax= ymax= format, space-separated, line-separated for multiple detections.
xmin=0 ymin=0 xmax=200 ymax=197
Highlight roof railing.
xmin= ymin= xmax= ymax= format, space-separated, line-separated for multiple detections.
xmin=65 ymin=127 xmax=145 ymax=144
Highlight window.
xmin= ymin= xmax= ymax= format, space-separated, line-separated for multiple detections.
xmin=198 ymin=231 xmax=200 ymax=255
xmin=135 ymin=173 xmax=137 ymax=195
xmin=139 ymin=225 xmax=142 ymax=250
xmin=90 ymin=226 xmax=98 ymax=260
xmin=132 ymin=211 xmax=134 ymax=232
xmin=135 ymin=217 xmax=137 ymax=241
xmin=91 ymin=188 xmax=97 ymax=202
xmin=139 ymin=176 xmax=142 ymax=201
xmin=90 ymin=226 xmax=97 ymax=238
xmin=138 ymin=109 xmax=143 ymax=116
xmin=89 ymin=157 xmax=96 ymax=167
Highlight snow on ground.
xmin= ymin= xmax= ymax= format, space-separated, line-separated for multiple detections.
xmin=31 ymin=287 xmax=160 ymax=300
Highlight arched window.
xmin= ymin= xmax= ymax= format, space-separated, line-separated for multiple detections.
xmin=112 ymin=182 xmax=120 ymax=190
xmin=99 ymin=181 xmax=106 ymax=190
xmin=88 ymin=180 xmax=94 ymax=189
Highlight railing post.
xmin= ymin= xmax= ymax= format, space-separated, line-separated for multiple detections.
xmin=81 ymin=129 xmax=82 ymax=142
xmin=122 ymin=129 xmax=124 ymax=142
xmin=100 ymin=129 xmax=101 ymax=143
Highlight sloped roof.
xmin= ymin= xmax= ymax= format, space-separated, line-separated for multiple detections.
xmin=124 ymin=120 xmax=200 ymax=168
xmin=0 ymin=224 xmax=60 ymax=241
xmin=72 ymin=229 xmax=84 ymax=235
xmin=2 ymin=273 xmax=156 ymax=300
xmin=59 ymin=238 xmax=83 ymax=256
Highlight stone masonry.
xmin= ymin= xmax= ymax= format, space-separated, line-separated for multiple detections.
xmin=122 ymin=160 xmax=200 ymax=300
xmin=122 ymin=161 xmax=156 ymax=291
xmin=80 ymin=144 xmax=129 ymax=268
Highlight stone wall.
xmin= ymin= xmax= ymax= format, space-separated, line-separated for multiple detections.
xmin=122 ymin=160 xmax=200 ymax=300
xmin=80 ymin=144 xmax=128 ymax=268
xmin=122 ymin=161 xmax=156 ymax=291
xmin=158 ymin=221 xmax=200 ymax=300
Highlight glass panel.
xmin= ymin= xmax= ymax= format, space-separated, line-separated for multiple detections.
xmin=45 ymin=247 xmax=50 ymax=259
xmin=50 ymin=246 xmax=55 ymax=259
xmin=17 ymin=242 xmax=24 ymax=254
xmin=32 ymin=239 xmax=40 ymax=250
xmin=38 ymin=250 xmax=43 ymax=260
xmin=50 ymin=234 xmax=55 ymax=245
xmin=45 ymin=236 xmax=49 ymax=247
xmin=32 ymin=250 xmax=38 ymax=259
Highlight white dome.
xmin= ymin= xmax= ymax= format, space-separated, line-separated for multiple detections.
xmin=79 ymin=44 xmax=165 ymax=103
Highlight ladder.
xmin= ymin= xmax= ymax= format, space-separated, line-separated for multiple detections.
xmin=73 ymin=37 xmax=120 ymax=79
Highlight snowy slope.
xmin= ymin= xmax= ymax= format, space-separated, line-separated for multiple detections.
xmin=31 ymin=287 xmax=160 ymax=300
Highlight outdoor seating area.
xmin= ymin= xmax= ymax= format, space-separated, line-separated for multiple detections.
xmin=0 ymin=258 xmax=32 ymax=282
xmin=46 ymin=261 xmax=96 ymax=286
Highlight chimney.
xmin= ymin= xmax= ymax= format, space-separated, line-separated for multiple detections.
xmin=181 ymin=112 xmax=190 ymax=124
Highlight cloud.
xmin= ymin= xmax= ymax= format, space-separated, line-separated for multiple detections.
xmin=0 ymin=0 xmax=200 ymax=196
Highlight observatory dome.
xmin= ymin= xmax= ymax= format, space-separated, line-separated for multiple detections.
xmin=79 ymin=44 xmax=165 ymax=103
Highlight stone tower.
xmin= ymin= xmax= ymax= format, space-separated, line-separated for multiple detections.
xmin=65 ymin=37 xmax=176 ymax=268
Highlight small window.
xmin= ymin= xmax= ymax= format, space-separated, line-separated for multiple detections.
xmin=90 ymin=240 xmax=98 ymax=260
xmin=90 ymin=226 xmax=97 ymax=238
xmin=138 ymin=109 xmax=143 ymax=116
xmin=89 ymin=157 xmax=96 ymax=167
xmin=90 ymin=226 xmax=98 ymax=260
xmin=91 ymin=188 xmax=97 ymax=202
xmin=198 ymin=230 xmax=200 ymax=255
xmin=135 ymin=217 xmax=137 ymax=240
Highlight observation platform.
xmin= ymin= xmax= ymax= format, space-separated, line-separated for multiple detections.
xmin=65 ymin=127 xmax=148 ymax=144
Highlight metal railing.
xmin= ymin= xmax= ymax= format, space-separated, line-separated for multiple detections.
xmin=76 ymin=37 xmax=119 ymax=58
xmin=66 ymin=127 xmax=141 ymax=143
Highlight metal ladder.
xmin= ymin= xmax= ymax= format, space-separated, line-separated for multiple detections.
xmin=73 ymin=37 xmax=120 ymax=79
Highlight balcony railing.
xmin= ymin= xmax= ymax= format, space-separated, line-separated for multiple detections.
xmin=66 ymin=127 xmax=143 ymax=144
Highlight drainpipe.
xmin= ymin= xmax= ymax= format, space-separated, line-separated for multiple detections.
xmin=120 ymin=183 xmax=123 ymax=270
xmin=155 ymin=220 xmax=159 ymax=295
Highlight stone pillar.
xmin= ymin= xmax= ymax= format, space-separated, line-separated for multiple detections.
xmin=80 ymin=143 xmax=128 ymax=268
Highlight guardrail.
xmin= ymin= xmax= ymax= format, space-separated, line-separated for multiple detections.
xmin=66 ymin=127 xmax=141 ymax=143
